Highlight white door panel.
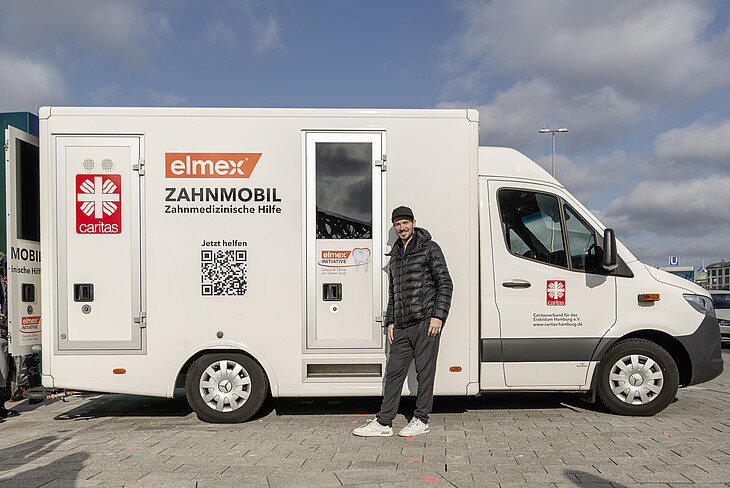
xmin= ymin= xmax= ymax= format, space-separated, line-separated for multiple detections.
xmin=305 ymin=132 xmax=384 ymax=349
xmin=5 ymin=126 xmax=41 ymax=356
xmin=489 ymin=181 xmax=616 ymax=387
xmin=56 ymin=136 xmax=145 ymax=352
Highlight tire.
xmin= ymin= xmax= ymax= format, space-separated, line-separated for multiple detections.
xmin=185 ymin=353 xmax=268 ymax=423
xmin=596 ymin=339 xmax=679 ymax=416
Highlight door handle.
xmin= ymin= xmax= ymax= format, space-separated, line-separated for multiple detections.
xmin=502 ymin=280 xmax=531 ymax=289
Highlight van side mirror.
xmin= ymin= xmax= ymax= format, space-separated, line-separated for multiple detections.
xmin=602 ymin=228 xmax=618 ymax=271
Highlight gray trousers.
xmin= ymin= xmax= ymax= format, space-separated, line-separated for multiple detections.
xmin=376 ymin=319 xmax=441 ymax=426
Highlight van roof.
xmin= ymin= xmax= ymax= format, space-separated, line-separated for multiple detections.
xmin=478 ymin=146 xmax=561 ymax=186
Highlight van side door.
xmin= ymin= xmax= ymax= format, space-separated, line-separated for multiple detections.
xmin=488 ymin=181 xmax=617 ymax=387
xmin=5 ymin=126 xmax=42 ymax=356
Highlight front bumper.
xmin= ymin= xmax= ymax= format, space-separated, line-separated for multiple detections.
xmin=677 ymin=314 xmax=724 ymax=385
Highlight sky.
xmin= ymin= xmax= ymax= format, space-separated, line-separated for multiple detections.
xmin=2 ymin=0 xmax=729 ymax=271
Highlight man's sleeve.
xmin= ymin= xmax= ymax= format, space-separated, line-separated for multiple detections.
xmin=428 ymin=242 xmax=453 ymax=324
xmin=385 ymin=260 xmax=395 ymax=326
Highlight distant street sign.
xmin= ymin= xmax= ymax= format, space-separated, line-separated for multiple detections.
xmin=669 ymin=256 xmax=680 ymax=266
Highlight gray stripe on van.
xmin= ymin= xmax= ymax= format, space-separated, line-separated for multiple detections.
xmin=480 ymin=338 xmax=611 ymax=362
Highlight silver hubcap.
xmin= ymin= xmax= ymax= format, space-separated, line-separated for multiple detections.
xmin=608 ymin=354 xmax=664 ymax=405
xmin=199 ymin=360 xmax=251 ymax=412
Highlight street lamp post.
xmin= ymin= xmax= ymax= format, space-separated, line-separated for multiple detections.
xmin=539 ymin=127 xmax=568 ymax=177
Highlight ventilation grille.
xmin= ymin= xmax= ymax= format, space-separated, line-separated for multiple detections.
xmin=306 ymin=363 xmax=382 ymax=378
xmin=101 ymin=158 xmax=114 ymax=171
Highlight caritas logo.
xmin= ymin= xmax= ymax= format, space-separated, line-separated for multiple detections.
xmin=165 ymin=153 xmax=262 ymax=178
xmin=547 ymin=280 xmax=566 ymax=306
xmin=76 ymin=174 xmax=122 ymax=234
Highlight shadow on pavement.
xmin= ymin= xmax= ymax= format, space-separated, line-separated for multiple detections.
xmin=53 ymin=394 xmax=192 ymax=421
xmin=0 ymin=436 xmax=90 ymax=487
xmin=568 ymin=469 xmax=631 ymax=487
xmin=47 ymin=390 xmax=610 ymax=422
xmin=262 ymin=391 xmax=609 ymax=418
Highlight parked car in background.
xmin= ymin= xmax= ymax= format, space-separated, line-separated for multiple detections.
xmin=710 ymin=291 xmax=730 ymax=344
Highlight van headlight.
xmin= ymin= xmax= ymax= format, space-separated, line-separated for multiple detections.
xmin=683 ymin=294 xmax=716 ymax=318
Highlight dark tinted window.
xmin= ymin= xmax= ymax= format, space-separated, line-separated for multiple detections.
xmin=711 ymin=293 xmax=730 ymax=309
xmin=316 ymin=143 xmax=372 ymax=239
xmin=564 ymin=204 xmax=599 ymax=272
xmin=16 ymin=140 xmax=40 ymax=242
xmin=498 ymin=189 xmax=567 ymax=268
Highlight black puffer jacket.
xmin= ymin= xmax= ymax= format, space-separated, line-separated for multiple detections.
xmin=385 ymin=227 xmax=453 ymax=328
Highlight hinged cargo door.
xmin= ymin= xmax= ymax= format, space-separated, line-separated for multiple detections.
xmin=5 ymin=126 xmax=42 ymax=356
xmin=305 ymin=132 xmax=384 ymax=349
xmin=56 ymin=136 xmax=145 ymax=352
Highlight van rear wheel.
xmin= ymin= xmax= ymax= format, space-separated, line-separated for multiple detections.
xmin=597 ymin=339 xmax=679 ymax=416
xmin=185 ymin=353 xmax=268 ymax=423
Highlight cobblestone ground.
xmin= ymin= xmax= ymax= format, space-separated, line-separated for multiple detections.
xmin=1 ymin=348 xmax=728 ymax=488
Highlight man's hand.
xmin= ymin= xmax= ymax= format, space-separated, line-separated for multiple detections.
xmin=427 ymin=318 xmax=442 ymax=337
xmin=387 ymin=324 xmax=394 ymax=344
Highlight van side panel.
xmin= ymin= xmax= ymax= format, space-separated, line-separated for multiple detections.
xmin=40 ymin=108 xmax=480 ymax=398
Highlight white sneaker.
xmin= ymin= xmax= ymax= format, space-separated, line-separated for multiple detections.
xmin=352 ymin=419 xmax=393 ymax=437
xmin=398 ymin=417 xmax=430 ymax=437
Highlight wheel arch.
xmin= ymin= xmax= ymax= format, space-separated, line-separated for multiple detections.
xmin=592 ymin=329 xmax=692 ymax=388
xmin=174 ymin=347 xmax=278 ymax=395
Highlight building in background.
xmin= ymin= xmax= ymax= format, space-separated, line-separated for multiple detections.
xmin=707 ymin=261 xmax=730 ymax=290
xmin=659 ymin=265 xmax=695 ymax=282
xmin=694 ymin=268 xmax=709 ymax=289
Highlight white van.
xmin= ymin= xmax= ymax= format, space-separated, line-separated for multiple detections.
xmin=4 ymin=107 xmax=723 ymax=422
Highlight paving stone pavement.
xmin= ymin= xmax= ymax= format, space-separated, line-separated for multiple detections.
xmin=1 ymin=348 xmax=729 ymax=488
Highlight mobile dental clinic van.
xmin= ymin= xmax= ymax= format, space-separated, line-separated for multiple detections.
xmin=4 ymin=107 xmax=723 ymax=423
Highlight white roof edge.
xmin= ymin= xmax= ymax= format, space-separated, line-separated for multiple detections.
xmin=39 ymin=106 xmax=476 ymax=119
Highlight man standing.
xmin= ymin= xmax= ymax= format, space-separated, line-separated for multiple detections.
xmin=353 ymin=206 xmax=453 ymax=437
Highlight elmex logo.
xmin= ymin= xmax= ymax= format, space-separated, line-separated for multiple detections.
xmin=318 ymin=248 xmax=371 ymax=269
xmin=76 ymin=174 xmax=121 ymax=234
xmin=547 ymin=280 xmax=566 ymax=306
xmin=21 ymin=316 xmax=41 ymax=333
xmin=165 ymin=153 xmax=262 ymax=178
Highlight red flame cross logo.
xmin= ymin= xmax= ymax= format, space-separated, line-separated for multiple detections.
xmin=76 ymin=174 xmax=122 ymax=234
xmin=546 ymin=280 xmax=566 ymax=306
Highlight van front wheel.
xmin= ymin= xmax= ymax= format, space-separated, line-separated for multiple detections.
xmin=597 ymin=339 xmax=679 ymax=416
xmin=185 ymin=353 xmax=268 ymax=423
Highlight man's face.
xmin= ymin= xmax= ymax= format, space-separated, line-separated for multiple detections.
xmin=393 ymin=217 xmax=415 ymax=242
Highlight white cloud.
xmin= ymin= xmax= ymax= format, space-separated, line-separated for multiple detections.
xmin=447 ymin=0 xmax=730 ymax=103
xmin=145 ymin=90 xmax=188 ymax=107
xmin=601 ymin=175 xmax=730 ymax=237
xmin=0 ymin=50 xmax=66 ymax=111
xmin=537 ymin=151 xmax=637 ymax=205
xmin=0 ymin=2 xmax=170 ymax=69
xmin=250 ymin=15 xmax=284 ymax=56
xmin=654 ymin=120 xmax=730 ymax=171
xmin=439 ymin=78 xmax=645 ymax=153
xmin=197 ymin=3 xmax=284 ymax=57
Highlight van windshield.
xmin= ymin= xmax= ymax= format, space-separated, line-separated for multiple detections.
xmin=711 ymin=293 xmax=730 ymax=309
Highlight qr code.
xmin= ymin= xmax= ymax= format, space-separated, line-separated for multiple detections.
xmin=201 ymin=249 xmax=248 ymax=296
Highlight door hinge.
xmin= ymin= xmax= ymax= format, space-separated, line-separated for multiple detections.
xmin=375 ymin=155 xmax=387 ymax=171
xmin=134 ymin=311 xmax=147 ymax=328
xmin=133 ymin=158 xmax=145 ymax=175
xmin=375 ymin=315 xmax=383 ymax=323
